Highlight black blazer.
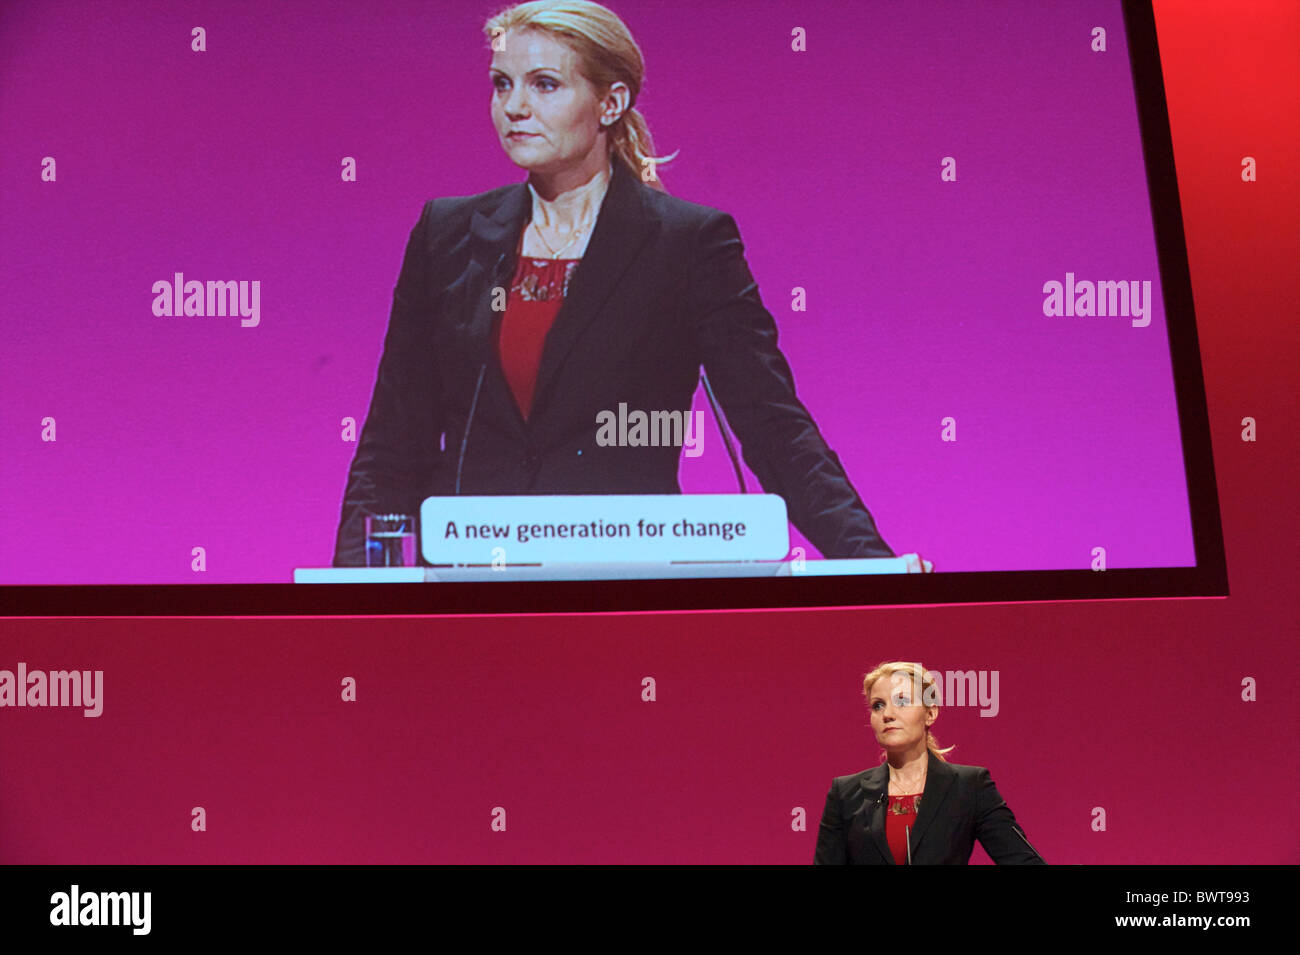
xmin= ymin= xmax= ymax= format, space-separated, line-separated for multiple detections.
xmin=333 ymin=159 xmax=894 ymax=566
xmin=814 ymin=753 xmax=1046 ymax=864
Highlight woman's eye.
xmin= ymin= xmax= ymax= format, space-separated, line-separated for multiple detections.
xmin=492 ymin=77 xmax=554 ymax=92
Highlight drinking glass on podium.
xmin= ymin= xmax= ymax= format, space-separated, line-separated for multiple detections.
xmin=365 ymin=513 xmax=417 ymax=567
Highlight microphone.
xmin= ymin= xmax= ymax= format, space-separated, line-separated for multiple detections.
xmin=1011 ymin=824 xmax=1044 ymax=862
xmin=906 ymin=824 xmax=913 ymax=865
xmin=456 ymin=363 xmax=488 ymax=495
xmin=699 ymin=368 xmax=746 ymax=493
xmin=455 ymin=252 xmax=507 ymax=496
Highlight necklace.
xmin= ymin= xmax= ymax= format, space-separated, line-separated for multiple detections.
xmin=530 ymin=218 xmax=589 ymax=259
xmin=888 ymin=766 xmax=926 ymax=794
xmin=526 ymin=170 xmax=609 ymax=259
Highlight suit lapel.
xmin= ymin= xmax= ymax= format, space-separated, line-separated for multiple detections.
xmin=907 ymin=753 xmax=955 ymax=860
xmin=857 ymin=764 xmax=894 ymax=865
xmin=467 ymin=186 xmax=530 ymax=437
xmin=463 ymin=160 xmax=653 ymax=436
xmin=530 ymin=160 xmax=652 ymax=419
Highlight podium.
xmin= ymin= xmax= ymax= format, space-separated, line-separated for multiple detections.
xmin=294 ymin=557 xmax=910 ymax=583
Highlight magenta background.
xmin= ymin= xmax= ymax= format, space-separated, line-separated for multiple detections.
xmin=2 ymin=0 xmax=1298 ymax=865
xmin=0 ymin=0 xmax=1196 ymax=583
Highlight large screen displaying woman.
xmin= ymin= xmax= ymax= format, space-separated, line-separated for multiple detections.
xmin=0 ymin=0 xmax=1224 ymax=615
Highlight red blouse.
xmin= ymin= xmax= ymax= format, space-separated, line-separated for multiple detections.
xmin=494 ymin=230 xmax=582 ymax=421
xmin=885 ymin=793 xmax=922 ymax=865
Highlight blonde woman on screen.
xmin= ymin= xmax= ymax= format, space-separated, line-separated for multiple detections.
xmin=333 ymin=1 xmax=932 ymax=572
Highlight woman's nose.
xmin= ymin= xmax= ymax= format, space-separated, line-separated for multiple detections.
xmin=504 ymin=87 xmax=527 ymax=118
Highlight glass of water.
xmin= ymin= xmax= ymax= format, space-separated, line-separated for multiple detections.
xmin=365 ymin=513 xmax=417 ymax=567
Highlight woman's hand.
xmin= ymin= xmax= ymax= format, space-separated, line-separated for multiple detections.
xmin=900 ymin=552 xmax=934 ymax=573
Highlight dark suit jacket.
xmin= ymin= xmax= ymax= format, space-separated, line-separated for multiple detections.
xmin=814 ymin=753 xmax=1046 ymax=864
xmin=333 ymin=158 xmax=894 ymax=566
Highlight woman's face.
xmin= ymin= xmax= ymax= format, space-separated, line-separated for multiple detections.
xmin=489 ymin=28 xmax=620 ymax=175
xmin=868 ymin=673 xmax=935 ymax=753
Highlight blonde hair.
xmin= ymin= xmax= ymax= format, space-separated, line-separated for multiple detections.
xmin=862 ymin=661 xmax=955 ymax=763
xmin=483 ymin=0 xmax=679 ymax=191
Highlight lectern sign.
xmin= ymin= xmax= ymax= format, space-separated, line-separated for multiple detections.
xmin=419 ymin=494 xmax=791 ymax=564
